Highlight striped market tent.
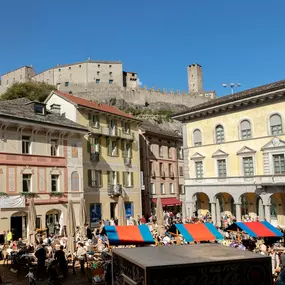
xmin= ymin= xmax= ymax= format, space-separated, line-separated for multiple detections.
xmin=104 ymin=225 xmax=155 ymax=245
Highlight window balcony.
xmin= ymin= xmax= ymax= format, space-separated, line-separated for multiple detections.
xmin=170 ymin=172 xmax=175 ymax=179
xmin=108 ymin=184 xmax=122 ymax=197
xmin=124 ymin=157 xmax=132 ymax=166
xmin=161 ymin=171 xmax=166 ymax=178
xmin=121 ymin=131 xmax=135 ymax=141
xmin=90 ymin=152 xmax=100 ymax=162
xmin=151 ymin=171 xmax=156 ymax=178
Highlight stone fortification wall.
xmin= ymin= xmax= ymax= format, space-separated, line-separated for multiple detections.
xmin=60 ymin=83 xmax=210 ymax=107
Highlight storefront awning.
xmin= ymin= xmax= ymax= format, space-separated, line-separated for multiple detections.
xmin=152 ymin=198 xmax=181 ymax=207
xmin=172 ymin=223 xmax=224 ymax=242
xmin=225 ymin=221 xmax=283 ymax=238
xmin=104 ymin=225 xmax=155 ymax=245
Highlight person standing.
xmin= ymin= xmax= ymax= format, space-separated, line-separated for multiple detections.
xmin=72 ymin=243 xmax=86 ymax=274
xmin=86 ymin=224 xmax=92 ymax=240
xmin=55 ymin=245 xmax=67 ymax=278
xmin=6 ymin=230 xmax=12 ymax=244
xmin=25 ymin=268 xmax=36 ymax=285
xmin=35 ymin=244 xmax=47 ymax=280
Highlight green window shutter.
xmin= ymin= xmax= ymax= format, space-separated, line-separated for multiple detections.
xmin=116 ymin=171 xmax=120 ymax=184
xmin=123 ymin=172 xmax=126 ymax=187
xmin=106 ymin=117 xmax=110 ymax=128
xmin=88 ymin=169 xmax=91 ymax=186
xmin=88 ymin=113 xmax=92 ymax=120
xmin=121 ymin=140 xmax=125 ymax=157
xmin=107 ymin=171 xmax=111 ymax=186
xmin=99 ymin=171 xmax=102 ymax=186
xmin=107 ymin=138 xmax=111 ymax=156
xmin=87 ymin=139 xmax=91 ymax=153
xmin=131 ymin=172 xmax=134 ymax=187
xmin=130 ymin=143 xmax=133 ymax=158
xmin=98 ymin=138 xmax=102 ymax=154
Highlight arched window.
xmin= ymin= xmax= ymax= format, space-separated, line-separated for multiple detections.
xmin=193 ymin=129 xmax=202 ymax=146
xmin=270 ymin=114 xmax=282 ymax=135
xmin=240 ymin=120 xmax=251 ymax=139
xmin=215 ymin=125 xmax=224 ymax=143
xmin=71 ymin=171 xmax=79 ymax=191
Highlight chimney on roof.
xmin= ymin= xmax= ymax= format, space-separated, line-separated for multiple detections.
xmin=50 ymin=104 xmax=61 ymax=114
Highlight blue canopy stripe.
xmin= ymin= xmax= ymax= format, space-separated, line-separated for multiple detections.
xmin=104 ymin=226 xmax=120 ymax=244
xmin=204 ymin=223 xmax=224 ymax=240
xmin=261 ymin=221 xmax=283 ymax=237
xmin=138 ymin=225 xmax=155 ymax=243
xmin=175 ymin=224 xmax=194 ymax=242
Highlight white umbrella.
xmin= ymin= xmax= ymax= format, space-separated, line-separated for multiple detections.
xmin=118 ymin=196 xmax=127 ymax=226
xmin=258 ymin=198 xmax=265 ymax=221
xmin=79 ymin=198 xmax=87 ymax=240
xmin=216 ymin=198 xmax=221 ymax=228
xmin=67 ymin=200 xmax=76 ymax=254
xmin=28 ymin=198 xmax=37 ymax=245
xmin=156 ymin=197 xmax=164 ymax=235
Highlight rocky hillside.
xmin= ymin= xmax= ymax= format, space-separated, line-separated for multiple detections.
xmin=104 ymin=98 xmax=186 ymax=135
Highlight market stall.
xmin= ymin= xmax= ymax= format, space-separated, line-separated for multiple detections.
xmin=104 ymin=225 xmax=155 ymax=246
xmin=168 ymin=223 xmax=224 ymax=242
xmin=225 ymin=221 xmax=283 ymax=238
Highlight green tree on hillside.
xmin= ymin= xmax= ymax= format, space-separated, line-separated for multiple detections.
xmin=1 ymin=82 xmax=56 ymax=102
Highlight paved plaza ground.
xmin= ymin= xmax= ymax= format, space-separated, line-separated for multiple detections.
xmin=0 ymin=261 xmax=91 ymax=285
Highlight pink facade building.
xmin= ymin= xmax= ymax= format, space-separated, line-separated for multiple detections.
xmin=139 ymin=121 xmax=185 ymax=217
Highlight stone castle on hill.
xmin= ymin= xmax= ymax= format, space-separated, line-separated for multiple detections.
xmin=0 ymin=59 xmax=215 ymax=107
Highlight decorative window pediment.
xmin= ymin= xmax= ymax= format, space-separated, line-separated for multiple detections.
xmin=21 ymin=166 xmax=34 ymax=175
xmin=212 ymin=149 xmax=228 ymax=158
xmin=237 ymin=146 xmax=256 ymax=155
xmin=261 ymin=137 xmax=285 ymax=150
xmin=190 ymin=152 xmax=205 ymax=160
xmin=50 ymin=167 xmax=61 ymax=175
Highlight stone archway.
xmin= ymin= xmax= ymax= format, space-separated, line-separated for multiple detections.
xmin=192 ymin=192 xmax=210 ymax=217
xmin=11 ymin=211 xmax=27 ymax=240
xmin=46 ymin=209 xmax=61 ymax=235
xmin=270 ymin=193 xmax=285 ymax=227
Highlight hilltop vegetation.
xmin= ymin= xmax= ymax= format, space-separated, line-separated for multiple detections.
xmin=1 ymin=82 xmax=56 ymax=102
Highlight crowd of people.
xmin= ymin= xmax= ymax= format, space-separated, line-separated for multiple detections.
xmin=0 ymin=210 xmax=285 ymax=284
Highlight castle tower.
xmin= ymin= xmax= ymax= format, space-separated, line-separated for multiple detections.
xmin=187 ymin=64 xmax=203 ymax=94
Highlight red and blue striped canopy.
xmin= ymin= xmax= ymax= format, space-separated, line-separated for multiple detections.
xmin=226 ymin=221 xmax=283 ymax=238
xmin=174 ymin=223 xmax=224 ymax=242
xmin=104 ymin=225 xmax=155 ymax=245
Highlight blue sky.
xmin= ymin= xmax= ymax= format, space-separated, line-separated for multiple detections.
xmin=1 ymin=0 xmax=285 ymax=97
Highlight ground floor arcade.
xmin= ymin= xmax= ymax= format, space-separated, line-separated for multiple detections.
xmin=0 ymin=200 xmax=81 ymax=239
xmin=184 ymin=184 xmax=285 ymax=227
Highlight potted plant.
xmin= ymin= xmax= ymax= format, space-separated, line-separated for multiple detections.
xmin=49 ymin=192 xmax=65 ymax=198
xmin=20 ymin=192 xmax=38 ymax=198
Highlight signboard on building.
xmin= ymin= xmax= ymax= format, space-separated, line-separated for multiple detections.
xmin=0 ymin=195 xmax=25 ymax=208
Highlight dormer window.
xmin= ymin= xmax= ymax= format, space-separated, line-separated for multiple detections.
xmin=34 ymin=103 xmax=46 ymax=115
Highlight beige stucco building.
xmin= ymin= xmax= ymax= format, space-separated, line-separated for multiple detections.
xmin=173 ymin=79 xmax=285 ymax=228
xmin=45 ymin=91 xmax=142 ymax=227
xmin=0 ymin=98 xmax=87 ymax=239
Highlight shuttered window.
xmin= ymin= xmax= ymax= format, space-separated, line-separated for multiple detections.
xmin=240 ymin=120 xmax=251 ymax=139
xmin=193 ymin=129 xmax=202 ymax=146
xmin=215 ymin=125 xmax=225 ymax=143
xmin=270 ymin=114 xmax=282 ymax=135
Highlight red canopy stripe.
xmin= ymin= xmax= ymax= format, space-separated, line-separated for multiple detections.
xmin=242 ymin=222 xmax=277 ymax=237
xmin=116 ymin=226 xmax=144 ymax=243
xmin=184 ymin=223 xmax=216 ymax=242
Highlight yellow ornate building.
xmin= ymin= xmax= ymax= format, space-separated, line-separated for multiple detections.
xmin=46 ymin=91 xmax=142 ymax=226
xmin=173 ymin=80 xmax=285 ymax=227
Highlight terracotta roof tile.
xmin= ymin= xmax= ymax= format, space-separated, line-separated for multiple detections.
xmin=55 ymin=91 xmax=136 ymax=120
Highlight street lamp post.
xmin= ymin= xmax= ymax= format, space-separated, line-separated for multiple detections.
xmin=222 ymin=83 xmax=241 ymax=95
